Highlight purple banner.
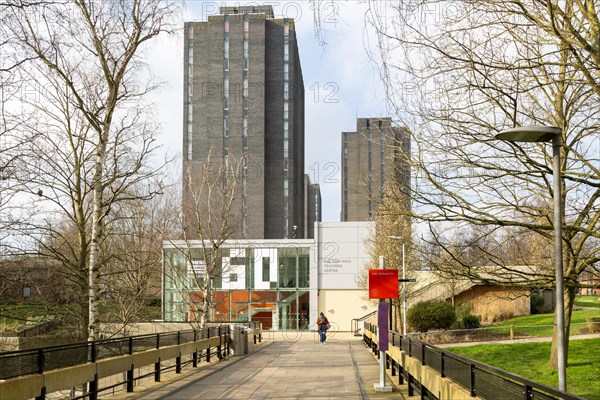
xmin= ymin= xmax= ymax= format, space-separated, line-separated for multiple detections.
xmin=378 ymin=302 xmax=389 ymax=351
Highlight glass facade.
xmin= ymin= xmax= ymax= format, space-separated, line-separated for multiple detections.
xmin=163 ymin=244 xmax=311 ymax=330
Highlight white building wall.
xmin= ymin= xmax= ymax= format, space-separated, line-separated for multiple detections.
xmin=310 ymin=221 xmax=375 ymax=331
xmin=316 ymin=221 xmax=373 ymax=289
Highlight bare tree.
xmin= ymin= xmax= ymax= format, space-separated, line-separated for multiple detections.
xmin=3 ymin=0 xmax=178 ymax=340
xmin=100 ymin=180 xmax=180 ymax=336
xmin=165 ymin=150 xmax=242 ymax=329
xmin=366 ymin=0 xmax=599 ymax=371
xmin=363 ymin=183 xmax=413 ymax=332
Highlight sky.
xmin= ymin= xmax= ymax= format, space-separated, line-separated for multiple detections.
xmin=145 ymin=1 xmax=390 ymax=222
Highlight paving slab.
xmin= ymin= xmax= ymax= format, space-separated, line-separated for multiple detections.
xmin=107 ymin=332 xmax=406 ymax=400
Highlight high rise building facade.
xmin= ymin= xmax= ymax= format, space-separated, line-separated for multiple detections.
xmin=341 ymin=117 xmax=410 ymax=221
xmin=304 ymin=175 xmax=321 ymax=239
xmin=183 ymin=5 xmax=308 ymax=239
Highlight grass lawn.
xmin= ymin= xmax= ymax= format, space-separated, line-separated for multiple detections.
xmin=446 ymin=338 xmax=600 ymax=400
xmin=574 ymin=295 xmax=600 ymax=309
xmin=0 ymin=304 xmax=61 ymax=330
xmin=490 ymin=309 xmax=600 ymax=337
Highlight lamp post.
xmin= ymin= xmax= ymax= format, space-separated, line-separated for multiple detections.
xmin=495 ymin=125 xmax=566 ymax=391
xmin=387 ymin=236 xmax=408 ymax=336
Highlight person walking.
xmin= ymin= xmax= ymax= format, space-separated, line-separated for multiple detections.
xmin=317 ymin=312 xmax=330 ymax=345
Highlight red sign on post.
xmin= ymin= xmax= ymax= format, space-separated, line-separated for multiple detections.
xmin=368 ymin=269 xmax=399 ymax=299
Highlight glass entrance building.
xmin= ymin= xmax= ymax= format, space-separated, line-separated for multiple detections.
xmin=163 ymin=240 xmax=314 ymax=330
xmin=163 ymin=222 xmax=377 ymax=331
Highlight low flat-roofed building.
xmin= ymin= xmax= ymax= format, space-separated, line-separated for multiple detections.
xmin=162 ymin=221 xmax=376 ymax=331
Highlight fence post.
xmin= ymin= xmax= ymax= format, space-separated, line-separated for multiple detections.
xmin=176 ymin=353 xmax=182 ymax=374
xmin=510 ymin=325 xmax=514 ymax=340
xmin=228 ymin=328 xmax=232 ymax=355
xmin=523 ymin=384 xmax=532 ymax=400
xmin=193 ymin=330 xmax=199 ymax=367
xmin=127 ymin=337 xmax=134 ymax=392
xmin=89 ymin=373 xmax=99 ymax=400
xmin=90 ymin=341 xmax=97 ymax=363
xmin=440 ymin=352 xmax=445 ymax=378
xmin=86 ymin=341 xmax=99 ymax=400
xmin=399 ymin=364 xmax=404 ymax=385
xmin=155 ymin=357 xmax=161 ymax=382
xmin=421 ymin=343 xmax=426 ymax=366
xmin=155 ymin=333 xmax=161 ymax=381
xmin=470 ymin=363 xmax=476 ymax=396
xmin=37 ymin=349 xmax=45 ymax=374
xmin=217 ymin=326 xmax=223 ymax=360
xmin=35 ymin=387 xmax=46 ymax=400
xmin=34 ymin=350 xmax=47 ymax=400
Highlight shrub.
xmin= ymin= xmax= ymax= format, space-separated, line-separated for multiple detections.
xmin=455 ymin=302 xmax=473 ymax=320
xmin=407 ymin=300 xmax=456 ymax=332
xmin=461 ymin=314 xmax=481 ymax=329
xmin=530 ymin=294 xmax=545 ymax=314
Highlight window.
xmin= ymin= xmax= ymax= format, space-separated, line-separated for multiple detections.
xmin=229 ymin=273 xmax=238 ymax=282
xmin=230 ymin=257 xmax=246 ymax=265
xmin=262 ymin=257 xmax=270 ymax=281
xmin=23 ymin=286 xmax=31 ymax=299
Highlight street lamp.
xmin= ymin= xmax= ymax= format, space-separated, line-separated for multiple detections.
xmin=495 ymin=125 xmax=566 ymax=391
xmin=387 ymin=236 xmax=408 ymax=336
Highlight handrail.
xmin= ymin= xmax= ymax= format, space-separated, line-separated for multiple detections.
xmin=0 ymin=325 xmax=227 ymax=381
xmin=364 ymin=322 xmax=585 ymax=400
xmin=350 ymin=310 xmax=377 ymax=336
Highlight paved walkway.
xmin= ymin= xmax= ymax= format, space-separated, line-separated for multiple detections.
xmin=110 ymin=332 xmax=405 ymax=400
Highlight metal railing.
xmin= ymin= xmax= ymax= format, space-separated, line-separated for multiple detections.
xmin=364 ymin=322 xmax=586 ymax=400
xmin=406 ymin=322 xmax=600 ymax=345
xmin=0 ymin=326 xmax=226 ymax=381
xmin=0 ymin=323 xmax=263 ymax=400
xmin=351 ymin=310 xmax=377 ymax=336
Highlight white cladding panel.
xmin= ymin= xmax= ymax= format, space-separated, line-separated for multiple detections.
xmin=253 ymin=248 xmax=278 ymax=290
xmin=317 ymin=221 xmax=373 ymax=289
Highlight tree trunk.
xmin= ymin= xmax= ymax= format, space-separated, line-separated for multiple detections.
xmin=549 ymin=285 xmax=575 ymax=370
xmin=88 ymin=129 xmax=109 ymax=341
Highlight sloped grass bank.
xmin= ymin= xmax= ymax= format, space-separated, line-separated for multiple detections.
xmin=491 ymin=309 xmax=600 ymax=337
xmin=446 ymin=339 xmax=600 ymax=400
